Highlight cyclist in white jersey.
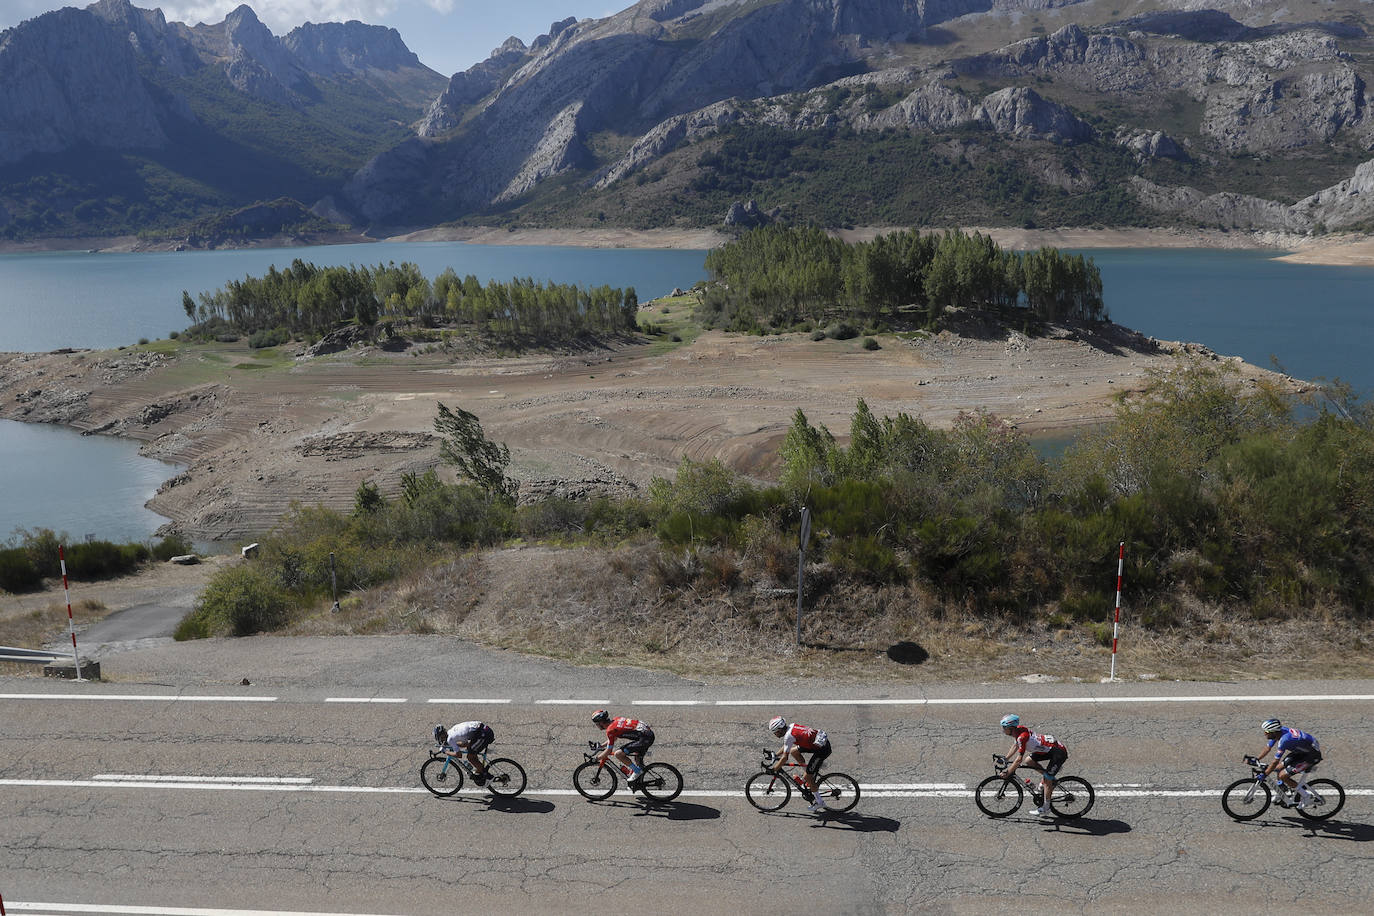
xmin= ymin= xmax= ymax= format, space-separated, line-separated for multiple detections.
xmin=433 ymin=721 xmax=494 ymax=785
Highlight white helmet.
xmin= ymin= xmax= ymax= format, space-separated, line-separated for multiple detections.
xmin=768 ymin=716 xmax=787 ymax=734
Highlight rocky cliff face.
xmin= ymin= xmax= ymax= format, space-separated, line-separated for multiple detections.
xmin=0 ymin=1 xmax=443 ymax=167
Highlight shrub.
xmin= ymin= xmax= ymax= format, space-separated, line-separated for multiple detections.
xmin=248 ymin=327 xmax=290 ymax=349
xmin=810 ymin=329 xmax=826 ymax=341
xmin=517 ymin=498 xmax=589 ymax=538
xmin=178 ymin=564 xmax=291 ymax=638
xmin=861 ymin=336 xmax=880 ymax=350
xmin=151 ymin=533 xmax=193 ymax=562
xmin=63 ymin=540 xmax=148 ymax=579
xmin=825 ymin=321 xmax=858 ymax=340
xmin=0 ymin=547 xmax=42 ymax=592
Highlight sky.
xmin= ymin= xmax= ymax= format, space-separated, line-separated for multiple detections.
xmin=0 ymin=1 xmax=625 ymax=76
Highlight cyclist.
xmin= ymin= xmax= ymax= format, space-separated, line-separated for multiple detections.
xmin=591 ymin=709 xmax=654 ymax=788
xmin=433 ymin=721 xmax=493 ymax=785
xmin=1000 ymin=713 xmax=1067 ymax=818
xmin=768 ymin=716 xmax=832 ymax=813
xmin=1256 ymin=718 xmax=1322 ymax=809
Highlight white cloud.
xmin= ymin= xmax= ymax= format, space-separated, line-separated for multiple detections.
xmin=154 ymin=2 xmax=399 ymax=31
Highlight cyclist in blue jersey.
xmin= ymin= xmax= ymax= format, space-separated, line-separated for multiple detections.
xmin=1256 ymin=718 xmax=1322 ymax=809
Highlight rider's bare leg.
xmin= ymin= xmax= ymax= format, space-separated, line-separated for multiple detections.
xmin=466 ymin=750 xmax=486 ymax=777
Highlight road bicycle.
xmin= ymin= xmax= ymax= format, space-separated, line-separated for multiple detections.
xmin=744 ymin=750 xmax=860 ymax=813
xmin=1221 ymin=755 xmax=1345 ymax=821
xmin=573 ymin=740 xmax=684 ymax=803
xmin=974 ymin=754 xmax=1095 ymax=819
xmin=420 ymin=745 xmax=527 ymax=798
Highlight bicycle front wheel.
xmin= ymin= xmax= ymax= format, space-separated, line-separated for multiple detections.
xmin=573 ymin=760 xmax=617 ymax=801
xmin=484 ymin=758 xmax=527 ymax=798
xmin=1048 ymin=776 xmax=1095 ymax=818
xmin=817 ymin=773 xmax=860 ymax=813
xmin=1221 ymin=778 xmax=1271 ymax=820
xmin=975 ymin=775 xmax=1023 ymax=818
xmin=745 ymin=771 xmax=791 ymax=812
xmin=420 ymin=756 xmax=464 ymax=797
xmin=1297 ymin=779 xmax=1345 ymax=821
xmin=638 ymin=762 xmax=684 ymax=803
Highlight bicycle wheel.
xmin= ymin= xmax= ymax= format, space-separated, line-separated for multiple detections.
xmin=1297 ymin=779 xmax=1345 ymax=821
xmin=816 ymin=773 xmax=860 ymax=813
xmin=1048 ymin=776 xmax=1095 ymax=818
xmin=573 ymin=760 xmax=618 ymax=801
xmin=483 ymin=758 xmax=527 ymax=798
xmin=975 ymin=775 xmax=1024 ymax=818
xmin=1221 ymin=778 xmax=1271 ymax=820
xmin=745 ymin=771 xmax=792 ymax=812
xmin=638 ymin=762 xmax=684 ymax=803
xmin=420 ymin=756 xmax=464 ymax=797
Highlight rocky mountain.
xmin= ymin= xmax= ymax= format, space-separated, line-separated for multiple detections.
xmin=338 ymin=0 xmax=1374 ymax=234
xmin=0 ymin=0 xmax=445 ymax=238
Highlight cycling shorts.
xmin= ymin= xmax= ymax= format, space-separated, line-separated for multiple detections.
xmin=619 ymin=727 xmax=654 ymax=756
xmin=1284 ymin=749 xmax=1322 ymax=774
xmin=1030 ymin=746 xmax=1068 ymax=777
xmin=466 ymin=724 xmax=494 ymax=755
xmin=803 ymin=740 xmax=832 ymax=776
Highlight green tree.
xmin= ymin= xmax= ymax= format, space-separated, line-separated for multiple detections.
xmin=433 ymin=402 xmax=518 ymax=503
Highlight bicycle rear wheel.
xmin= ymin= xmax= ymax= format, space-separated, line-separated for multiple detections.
xmin=573 ymin=760 xmax=618 ymax=801
xmin=639 ymin=762 xmax=684 ymax=803
xmin=420 ymin=756 xmax=464 ymax=797
xmin=1048 ymin=776 xmax=1095 ymax=818
xmin=745 ymin=771 xmax=791 ymax=811
xmin=483 ymin=758 xmax=527 ymax=798
xmin=816 ymin=773 xmax=860 ymax=813
xmin=1297 ymin=779 xmax=1345 ymax=821
xmin=1221 ymin=778 xmax=1271 ymax=820
xmin=974 ymin=775 xmax=1023 ymax=818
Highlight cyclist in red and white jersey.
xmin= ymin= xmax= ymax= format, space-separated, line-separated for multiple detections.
xmin=1000 ymin=714 xmax=1068 ymax=818
xmin=768 ymin=716 xmax=832 ymax=813
xmin=591 ymin=709 xmax=654 ymax=788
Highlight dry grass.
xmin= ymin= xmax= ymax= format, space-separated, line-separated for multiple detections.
xmin=0 ymin=598 xmax=105 ymax=649
xmin=279 ymin=543 xmax=1374 ymax=683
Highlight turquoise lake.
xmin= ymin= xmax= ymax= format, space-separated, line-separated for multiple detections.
xmin=1 ymin=241 xmax=1370 ymax=543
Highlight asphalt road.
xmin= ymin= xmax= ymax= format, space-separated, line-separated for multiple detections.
xmin=3 ymin=663 xmax=1372 ymax=915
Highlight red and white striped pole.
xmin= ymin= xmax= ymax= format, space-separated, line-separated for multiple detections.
xmin=1109 ymin=541 xmax=1125 ymax=681
xmin=59 ymin=545 xmax=85 ymax=681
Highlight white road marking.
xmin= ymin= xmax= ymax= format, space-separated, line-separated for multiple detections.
xmin=633 ymin=700 xmax=701 ymax=705
xmin=535 ymin=699 xmax=610 ymax=705
xmin=0 ymin=694 xmax=277 ymax=702
xmin=93 ymin=775 xmax=313 ymax=784
xmin=3 ymin=777 xmax=1368 ymax=799
xmin=323 ymin=698 xmax=407 ymax=703
xmin=714 ymin=694 xmax=1374 ymax=706
xmin=8 ymin=903 xmax=403 ymax=916
xmin=426 ymin=698 xmax=512 ymax=704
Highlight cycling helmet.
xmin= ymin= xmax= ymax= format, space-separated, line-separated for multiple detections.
xmin=1262 ymin=718 xmax=1283 ymax=734
xmin=1000 ymin=714 xmax=1020 ymax=728
xmin=591 ymin=709 xmax=611 ymax=725
xmin=433 ymin=724 xmax=447 ymax=744
xmin=768 ymin=716 xmax=787 ymax=734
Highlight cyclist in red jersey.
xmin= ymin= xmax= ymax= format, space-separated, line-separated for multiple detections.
xmin=591 ymin=709 xmax=654 ymax=788
xmin=768 ymin=716 xmax=832 ymax=813
xmin=1000 ymin=713 xmax=1068 ymax=818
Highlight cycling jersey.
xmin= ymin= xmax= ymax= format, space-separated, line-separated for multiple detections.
xmin=444 ymin=721 xmax=493 ymax=754
xmin=1270 ymin=728 xmax=1320 ymax=758
xmin=1011 ymin=727 xmax=1065 ymax=756
xmin=605 ymin=717 xmax=654 ymax=755
xmin=782 ymin=724 xmax=829 ymax=752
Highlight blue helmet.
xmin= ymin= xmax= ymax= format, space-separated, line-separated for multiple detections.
xmin=1000 ymin=714 xmax=1020 ymax=728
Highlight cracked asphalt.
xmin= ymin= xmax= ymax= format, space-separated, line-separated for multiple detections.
xmin=2 ymin=639 xmax=1371 ymax=914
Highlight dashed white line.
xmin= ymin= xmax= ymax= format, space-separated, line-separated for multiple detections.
xmin=426 ymin=698 xmax=512 ymax=704
xmin=323 ymin=698 xmax=407 ymax=704
xmin=0 ymin=694 xmax=278 ymax=702
xmin=6 ymin=903 xmax=403 ymax=916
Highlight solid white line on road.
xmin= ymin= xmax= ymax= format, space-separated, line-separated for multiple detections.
xmin=93 ymin=775 xmax=314 ymax=784
xmin=7 ymin=903 xmax=404 ymax=916
xmin=4 ymin=777 xmax=1369 ymax=799
xmin=426 ymin=698 xmax=512 ymax=704
xmin=323 ymin=698 xmax=407 ymax=704
xmin=633 ymin=700 xmax=702 ymax=705
xmin=0 ymin=694 xmax=278 ymax=702
xmin=535 ymin=699 xmax=610 ymax=705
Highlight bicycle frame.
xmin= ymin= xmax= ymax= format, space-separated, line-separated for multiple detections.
xmin=585 ymin=740 xmax=646 ymax=775
xmin=758 ymin=751 xmax=819 ymax=796
xmin=993 ymin=754 xmax=1052 ymax=796
xmin=432 ymin=744 xmax=490 ymax=777
xmin=1242 ymin=755 xmax=1314 ymax=799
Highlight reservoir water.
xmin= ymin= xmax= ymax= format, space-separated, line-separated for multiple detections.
xmin=1 ymin=241 xmax=1370 ymax=543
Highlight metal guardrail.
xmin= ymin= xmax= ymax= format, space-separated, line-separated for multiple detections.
xmin=0 ymin=646 xmax=64 ymax=664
